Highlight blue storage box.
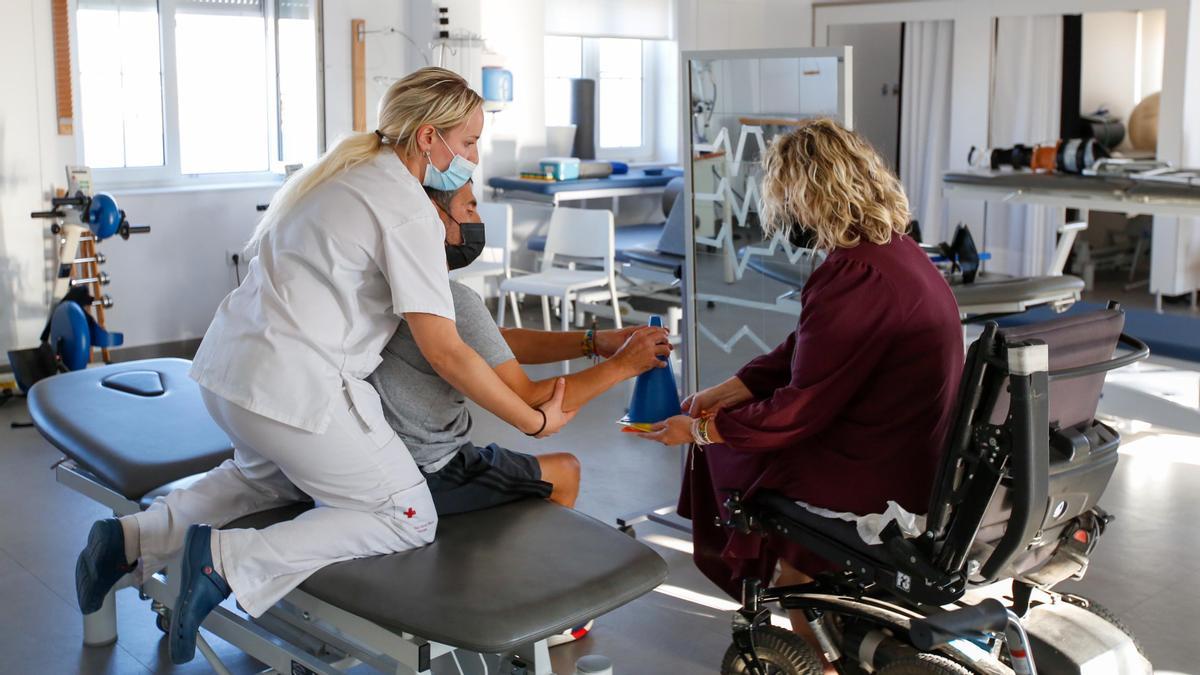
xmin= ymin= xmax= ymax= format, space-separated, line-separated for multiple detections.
xmin=539 ymin=157 xmax=580 ymax=181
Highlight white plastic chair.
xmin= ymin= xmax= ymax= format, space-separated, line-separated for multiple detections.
xmin=449 ymin=202 xmax=513 ymax=314
xmin=498 ymin=207 xmax=622 ymax=332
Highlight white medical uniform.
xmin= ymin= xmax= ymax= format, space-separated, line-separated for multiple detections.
xmin=131 ymin=150 xmax=455 ymax=617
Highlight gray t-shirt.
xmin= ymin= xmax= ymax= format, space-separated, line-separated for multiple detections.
xmin=368 ymin=281 xmax=515 ymax=472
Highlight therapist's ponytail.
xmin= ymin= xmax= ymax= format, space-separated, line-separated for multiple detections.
xmin=250 ymin=67 xmax=482 ymax=249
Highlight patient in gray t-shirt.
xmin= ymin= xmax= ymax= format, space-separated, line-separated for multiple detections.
xmin=366 ymin=182 xmax=671 ymax=526
xmin=369 ymin=280 xmax=515 ymax=473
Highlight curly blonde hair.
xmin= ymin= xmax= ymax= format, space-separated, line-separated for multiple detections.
xmin=760 ymin=118 xmax=910 ymax=251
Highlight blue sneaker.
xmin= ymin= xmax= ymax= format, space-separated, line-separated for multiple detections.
xmin=168 ymin=525 xmax=231 ymax=664
xmin=76 ymin=518 xmax=136 ymax=614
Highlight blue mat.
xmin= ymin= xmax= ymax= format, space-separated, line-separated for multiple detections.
xmin=488 ymin=168 xmax=684 ymax=195
xmin=997 ymin=302 xmax=1200 ymax=364
xmin=527 ymin=223 xmax=665 ymax=263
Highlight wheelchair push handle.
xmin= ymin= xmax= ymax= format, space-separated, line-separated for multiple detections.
xmin=909 ymin=598 xmax=1010 ymax=650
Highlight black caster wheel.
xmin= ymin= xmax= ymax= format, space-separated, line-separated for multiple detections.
xmin=720 ymin=626 xmax=823 ymax=674
xmin=156 ymin=611 xmax=171 ymax=635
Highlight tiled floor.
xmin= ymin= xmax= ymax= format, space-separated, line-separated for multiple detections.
xmin=1 ymin=329 xmax=1197 ymax=673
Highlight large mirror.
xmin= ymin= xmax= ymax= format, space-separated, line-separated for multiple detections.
xmin=682 ymin=48 xmax=853 ymax=394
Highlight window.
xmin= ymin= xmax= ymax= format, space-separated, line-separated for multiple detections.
xmin=77 ymin=0 xmax=322 ymax=186
xmin=543 ymin=36 xmax=652 ymax=158
xmin=77 ymin=0 xmax=165 ymax=169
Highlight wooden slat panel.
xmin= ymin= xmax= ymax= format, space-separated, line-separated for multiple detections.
xmin=53 ymin=0 xmax=73 ymax=135
xmin=352 ymin=19 xmax=366 ymax=132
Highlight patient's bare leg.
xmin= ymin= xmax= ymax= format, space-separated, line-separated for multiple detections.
xmin=535 ymin=453 xmax=580 ymax=508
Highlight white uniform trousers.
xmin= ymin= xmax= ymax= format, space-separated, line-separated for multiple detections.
xmin=132 ymin=386 xmax=436 ymax=617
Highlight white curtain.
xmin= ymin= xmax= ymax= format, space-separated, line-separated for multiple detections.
xmin=899 ymin=20 xmax=954 ymax=245
xmin=988 ymin=16 xmax=1065 ymax=277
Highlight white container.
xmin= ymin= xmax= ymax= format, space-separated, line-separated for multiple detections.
xmin=546 ymin=125 xmax=577 ymax=157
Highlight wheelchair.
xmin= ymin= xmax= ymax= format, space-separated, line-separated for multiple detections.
xmin=718 ymin=305 xmax=1153 ymax=674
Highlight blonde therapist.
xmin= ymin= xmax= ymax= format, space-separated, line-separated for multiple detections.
xmin=72 ymin=67 xmax=575 ymax=664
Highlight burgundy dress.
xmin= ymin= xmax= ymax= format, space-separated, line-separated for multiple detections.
xmin=679 ymin=234 xmax=964 ymax=598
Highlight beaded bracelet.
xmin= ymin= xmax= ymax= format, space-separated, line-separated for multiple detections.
xmin=581 ymin=329 xmax=596 ymax=358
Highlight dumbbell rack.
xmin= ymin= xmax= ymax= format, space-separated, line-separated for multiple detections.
xmin=67 ymin=228 xmax=111 ymax=362
xmin=30 ymin=167 xmax=148 ymax=365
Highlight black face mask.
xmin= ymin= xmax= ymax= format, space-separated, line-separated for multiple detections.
xmin=446 ymin=221 xmax=486 ymax=270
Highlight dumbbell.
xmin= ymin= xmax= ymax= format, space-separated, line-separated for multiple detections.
xmin=93 ymin=295 xmax=114 ymax=309
xmin=73 ymin=253 xmax=107 ymax=266
xmin=71 ymin=272 xmax=111 ymax=287
xmin=30 ymin=192 xmax=90 ymax=220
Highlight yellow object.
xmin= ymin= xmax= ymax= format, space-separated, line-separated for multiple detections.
xmin=617 ymin=420 xmax=656 ymax=432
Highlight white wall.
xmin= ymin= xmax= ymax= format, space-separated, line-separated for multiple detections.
xmin=99 ymin=186 xmax=277 ymax=348
xmin=0 ymin=0 xmax=77 ymax=356
xmin=677 ymin=0 xmax=814 ymax=51
xmin=1080 ymin=10 xmax=1166 ymax=150
xmin=827 ymin=22 xmax=903 ymax=169
xmin=324 ymin=1 xmax=425 ymax=144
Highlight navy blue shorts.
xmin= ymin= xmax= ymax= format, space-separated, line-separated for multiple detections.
xmin=425 ymin=443 xmax=553 ymax=516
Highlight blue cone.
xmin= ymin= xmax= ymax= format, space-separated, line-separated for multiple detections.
xmin=620 ymin=315 xmax=681 ymax=426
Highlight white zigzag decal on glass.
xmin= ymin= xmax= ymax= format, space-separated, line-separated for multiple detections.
xmin=695 ymin=126 xmax=767 ymax=178
xmin=698 ymin=223 xmax=815 ymax=281
xmin=697 ymin=322 xmax=773 ymax=355
xmin=692 ymin=124 xmax=818 ymax=281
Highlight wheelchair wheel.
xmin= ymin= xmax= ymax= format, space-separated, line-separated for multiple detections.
xmin=1061 ymin=594 xmax=1146 ymax=656
xmin=719 ymin=626 xmax=823 ymax=674
xmin=876 ymin=653 xmax=972 ymax=674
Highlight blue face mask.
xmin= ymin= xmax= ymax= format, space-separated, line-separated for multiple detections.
xmin=423 ymin=132 xmax=476 ymax=191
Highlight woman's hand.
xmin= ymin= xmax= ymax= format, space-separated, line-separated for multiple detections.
xmin=628 ymin=414 xmax=695 ymax=446
xmin=594 ymin=326 xmax=641 ymax=358
xmin=610 ymin=326 xmax=672 ymax=376
xmin=680 ymin=376 xmax=754 ymax=418
xmin=534 ymin=377 xmax=576 ymax=438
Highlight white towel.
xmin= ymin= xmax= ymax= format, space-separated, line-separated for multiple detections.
xmin=795 ymin=500 xmax=927 ymax=546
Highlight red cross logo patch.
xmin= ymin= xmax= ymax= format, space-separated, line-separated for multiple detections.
xmin=404 ymin=508 xmax=416 ymax=519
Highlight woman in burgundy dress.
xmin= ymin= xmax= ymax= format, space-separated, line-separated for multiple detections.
xmin=634 ymin=119 xmax=963 ymax=652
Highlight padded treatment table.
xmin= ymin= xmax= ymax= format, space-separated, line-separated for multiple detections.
xmin=746 ymin=256 xmax=1084 ymax=318
xmin=29 ymin=359 xmax=668 ymax=674
xmin=943 ymin=170 xmax=1200 ymax=312
xmin=488 ymin=168 xmax=684 ymax=206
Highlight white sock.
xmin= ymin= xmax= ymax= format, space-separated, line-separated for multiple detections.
xmin=209 ymin=529 xmax=226 ymax=578
xmin=119 ymin=516 xmax=140 ymax=567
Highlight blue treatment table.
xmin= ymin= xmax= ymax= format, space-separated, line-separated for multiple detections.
xmin=488 ymin=168 xmax=684 ymax=206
